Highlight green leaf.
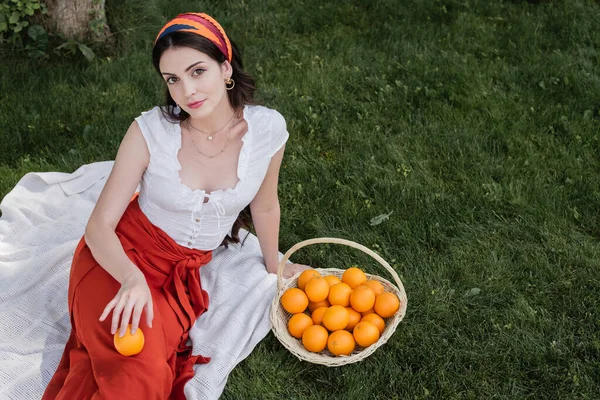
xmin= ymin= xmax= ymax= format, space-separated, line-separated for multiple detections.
xmin=55 ymin=41 xmax=77 ymax=53
xmin=369 ymin=211 xmax=393 ymax=226
xmin=9 ymin=11 xmax=19 ymax=24
xmin=465 ymin=288 xmax=481 ymax=297
xmin=78 ymin=43 xmax=95 ymax=62
xmin=14 ymin=24 xmax=22 ymax=33
xmin=27 ymin=24 xmax=46 ymax=42
xmin=0 ymin=22 xmax=7 ymax=32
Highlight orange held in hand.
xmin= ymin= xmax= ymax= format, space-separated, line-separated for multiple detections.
xmin=114 ymin=325 xmax=145 ymax=356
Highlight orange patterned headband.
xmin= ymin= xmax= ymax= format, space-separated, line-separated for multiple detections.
xmin=155 ymin=12 xmax=232 ymax=63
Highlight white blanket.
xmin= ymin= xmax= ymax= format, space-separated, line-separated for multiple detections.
xmin=0 ymin=161 xmax=280 ymax=400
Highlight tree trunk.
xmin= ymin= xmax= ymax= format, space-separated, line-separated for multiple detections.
xmin=42 ymin=0 xmax=111 ymax=42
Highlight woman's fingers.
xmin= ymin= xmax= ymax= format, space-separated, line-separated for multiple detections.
xmin=118 ymin=295 xmax=137 ymax=337
xmin=283 ymin=263 xmax=304 ymax=278
xmin=130 ymin=300 xmax=145 ymax=334
xmin=283 ymin=268 xmax=296 ymax=278
xmin=103 ymin=278 xmax=153 ymax=336
xmin=111 ymin=294 xmax=129 ymax=335
xmin=99 ymin=296 xmax=118 ymax=322
xmin=145 ymin=298 xmax=154 ymax=328
xmin=283 ymin=266 xmax=292 ymax=278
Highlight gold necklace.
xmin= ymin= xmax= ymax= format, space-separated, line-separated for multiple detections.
xmin=186 ymin=120 xmax=233 ymax=159
xmin=187 ymin=112 xmax=235 ymax=141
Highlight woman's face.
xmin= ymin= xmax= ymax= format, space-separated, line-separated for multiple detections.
xmin=159 ymin=46 xmax=231 ymax=119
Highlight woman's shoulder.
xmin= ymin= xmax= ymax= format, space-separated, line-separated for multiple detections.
xmin=246 ymin=105 xmax=289 ymax=158
xmin=136 ymin=106 xmax=179 ymax=131
xmin=138 ymin=105 xmax=171 ymax=121
xmin=134 ymin=106 xmax=177 ymax=152
xmin=246 ymin=105 xmax=287 ymax=136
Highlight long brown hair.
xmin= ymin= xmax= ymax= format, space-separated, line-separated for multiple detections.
xmin=152 ymin=31 xmax=259 ymax=248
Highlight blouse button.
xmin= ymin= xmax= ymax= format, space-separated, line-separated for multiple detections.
xmin=195 ymin=218 xmax=201 ymax=222
xmin=187 ymin=241 xmax=193 ymax=246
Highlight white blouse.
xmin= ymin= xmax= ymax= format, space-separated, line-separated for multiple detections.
xmin=134 ymin=104 xmax=289 ymax=250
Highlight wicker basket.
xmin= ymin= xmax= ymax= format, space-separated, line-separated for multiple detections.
xmin=269 ymin=237 xmax=408 ymax=366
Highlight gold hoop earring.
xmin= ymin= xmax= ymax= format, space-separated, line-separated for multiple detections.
xmin=225 ymin=77 xmax=235 ymax=91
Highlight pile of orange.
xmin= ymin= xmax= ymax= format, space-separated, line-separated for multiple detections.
xmin=280 ymin=266 xmax=401 ymax=356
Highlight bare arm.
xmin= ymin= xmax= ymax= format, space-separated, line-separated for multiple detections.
xmin=84 ymin=120 xmax=153 ymax=335
xmin=250 ymin=146 xmax=284 ymax=274
xmin=85 ymin=121 xmax=149 ymax=283
xmin=250 ymin=145 xmax=309 ymax=278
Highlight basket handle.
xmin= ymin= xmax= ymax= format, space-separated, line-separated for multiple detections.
xmin=277 ymin=237 xmax=402 ymax=294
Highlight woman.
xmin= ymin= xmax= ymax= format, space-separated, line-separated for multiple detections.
xmin=43 ymin=12 xmax=308 ymax=399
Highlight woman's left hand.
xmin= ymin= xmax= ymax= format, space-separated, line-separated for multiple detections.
xmin=281 ymin=263 xmax=312 ymax=279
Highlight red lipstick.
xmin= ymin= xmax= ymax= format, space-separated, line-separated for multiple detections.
xmin=187 ymin=100 xmax=205 ymax=109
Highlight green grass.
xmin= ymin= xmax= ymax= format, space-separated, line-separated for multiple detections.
xmin=2 ymin=0 xmax=600 ymax=398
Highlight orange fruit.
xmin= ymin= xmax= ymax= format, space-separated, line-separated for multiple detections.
xmin=302 ymin=325 xmax=329 ymax=352
xmin=280 ymin=288 xmax=309 ymax=314
xmin=374 ymin=292 xmax=400 ymax=318
xmin=304 ymin=277 xmax=330 ymax=302
xmin=308 ymin=299 xmax=331 ymax=312
xmin=349 ymin=285 xmax=376 ymax=313
xmin=345 ymin=307 xmax=362 ymax=332
xmin=361 ymin=313 xmax=385 ymax=335
xmin=114 ymin=325 xmax=145 ymax=356
xmin=364 ymin=279 xmax=385 ymax=296
xmin=353 ymin=321 xmax=380 ymax=347
xmin=311 ymin=306 xmax=328 ymax=325
xmin=322 ymin=305 xmax=349 ymax=331
xmin=297 ymin=269 xmax=321 ymax=291
xmin=361 ymin=308 xmax=375 ymax=317
xmin=288 ymin=313 xmax=314 ymax=339
xmin=328 ymin=283 xmax=352 ymax=307
xmin=342 ymin=267 xmax=367 ymax=289
xmin=327 ymin=330 xmax=356 ymax=356
xmin=324 ymin=275 xmax=342 ymax=286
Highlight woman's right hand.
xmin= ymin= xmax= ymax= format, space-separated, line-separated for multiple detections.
xmin=99 ymin=268 xmax=154 ymax=337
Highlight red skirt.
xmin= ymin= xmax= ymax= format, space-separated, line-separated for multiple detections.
xmin=42 ymin=195 xmax=213 ymax=400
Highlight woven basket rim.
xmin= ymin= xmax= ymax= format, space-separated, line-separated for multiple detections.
xmin=270 ymin=238 xmax=407 ymax=366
